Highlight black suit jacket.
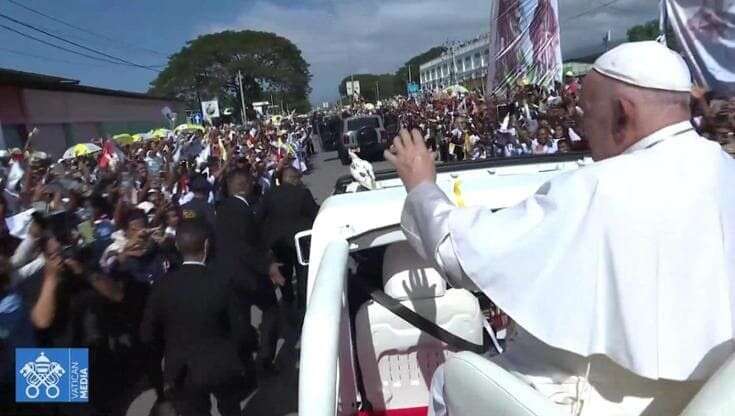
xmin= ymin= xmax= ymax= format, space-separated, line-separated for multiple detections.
xmin=254 ymin=183 xmax=319 ymax=250
xmin=139 ymin=264 xmax=247 ymax=389
xmin=214 ymin=196 xmax=271 ymax=294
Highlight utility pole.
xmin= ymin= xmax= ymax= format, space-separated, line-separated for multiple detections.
xmin=350 ymin=73 xmax=355 ymax=103
xmin=376 ymin=81 xmax=380 ymax=102
xmin=450 ymin=41 xmax=457 ymax=86
xmin=237 ymin=70 xmax=247 ymax=124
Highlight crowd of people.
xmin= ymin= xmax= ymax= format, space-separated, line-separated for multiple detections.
xmin=1 ymin=68 xmax=734 ymax=415
xmin=330 ymin=73 xmax=735 ymax=161
xmin=326 ymin=74 xmax=591 ymax=162
xmin=0 ymin=116 xmax=318 ymax=415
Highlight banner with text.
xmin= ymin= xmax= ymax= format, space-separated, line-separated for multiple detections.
xmin=664 ymin=0 xmax=735 ymax=95
xmin=487 ymin=0 xmax=563 ymax=94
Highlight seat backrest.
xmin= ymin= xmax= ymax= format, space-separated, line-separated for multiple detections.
xmin=680 ymin=353 xmax=735 ymax=415
xmin=381 ymin=241 xmax=446 ymax=300
xmin=443 ymin=351 xmax=567 ymax=416
xmin=354 ymin=242 xmax=484 ymax=411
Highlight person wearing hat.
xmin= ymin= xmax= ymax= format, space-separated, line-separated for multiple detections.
xmin=386 ymin=41 xmax=735 ymax=415
xmin=180 ymin=174 xmax=215 ymax=230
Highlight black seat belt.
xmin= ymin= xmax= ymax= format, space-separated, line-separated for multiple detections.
xmin=354 ymin=277 xmax=489 ymax=354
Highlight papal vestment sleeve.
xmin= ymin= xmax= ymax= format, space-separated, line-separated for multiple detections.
xmin=399 ymin=131 xmax=735 ymax=381
xmin=401 ymin=181 xmax=477 ymax=292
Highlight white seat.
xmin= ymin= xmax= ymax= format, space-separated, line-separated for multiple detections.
xmin=680 ymin=353 xmax=735 ymax=415
xmin=443 ymin=351 xmax=566 ymax=416
xmin=444 ymin=350 xmax=735 ymax=416
xmin=354 ymin=242 xmax=484 ymax=411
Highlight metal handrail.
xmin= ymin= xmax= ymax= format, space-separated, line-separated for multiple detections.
xmin=298 ymin=239 xmax=350 ymax=416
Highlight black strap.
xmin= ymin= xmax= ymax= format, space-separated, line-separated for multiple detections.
xmin=355 ymin=278 xmax=489 ymax=354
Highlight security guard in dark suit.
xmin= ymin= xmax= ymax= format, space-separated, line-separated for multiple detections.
xmin=214 ymin=169 xmax=285 ymax=374
xmin=255 ymin=167 xmax=319 ymax=310
xmin=140 ymin=220 xmax=251 ymax=416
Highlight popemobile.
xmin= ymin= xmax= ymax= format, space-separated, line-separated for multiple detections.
xmin=294 ymin=150 xmax=735 ymax=416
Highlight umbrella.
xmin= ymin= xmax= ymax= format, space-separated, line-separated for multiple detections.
xmin=62 ymin=143 xmax=102 ymax=160
xmin=132 ymin=133 xmax=152 ymax=142
xmin=442 ymin=84 xmax=469 ymax=94
xmin=174 ymin=124 xmax=205 ymax=134
xmin=150 ymin=128 xmax=172 ymax=140
xmin=113 ymin=134 xmax=138 ymax=145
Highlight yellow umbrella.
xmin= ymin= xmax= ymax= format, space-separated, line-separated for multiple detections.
xmin=174 ymin=124 xmax=205 ymax=134
xmin=113 ymin=134 xmax=138 ymax=145
xmin=132 ymin=133 xmax=152 ymax=142
xmin=149 ymin=128 xmax=172 ymax=140
xmin=62 ymin=143 xmax=102 ymax=160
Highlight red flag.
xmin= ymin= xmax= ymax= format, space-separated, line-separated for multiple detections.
xmin=98 ymin=140 xmax=119 ymax=170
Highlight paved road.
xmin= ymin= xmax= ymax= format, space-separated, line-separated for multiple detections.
xmin=302 ymin=138 xmax=393 ymax=204
xmin=124 ymin=137 xmax=392 ymax=416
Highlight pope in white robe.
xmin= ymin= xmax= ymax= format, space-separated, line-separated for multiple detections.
xmin=385 ymin=41 xmax=735 ymax=415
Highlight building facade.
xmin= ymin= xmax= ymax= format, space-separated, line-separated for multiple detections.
xmin=419 ymin=34 xmax=491 ymax=93
xmin=0 ymin=68 xmax=183 ymax=157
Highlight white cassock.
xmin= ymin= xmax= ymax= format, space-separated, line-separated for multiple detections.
xmin=401 ymin=121 xmax=735 ymax=415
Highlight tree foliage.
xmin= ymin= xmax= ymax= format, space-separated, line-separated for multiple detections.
xmin=149 ymin=30 xmax=312 ymax=114
xmin=626 ymin=19 xmax=679 ymax=51
xmin=627 ymin=20 xmax=660 ymax=42
xmin=337 ymin=46 xmax=445 ymax=100
xmin=395 ymin=46 xmax=446 ymax=91
xmin=338 ymin=73 xmax=401 ymax=103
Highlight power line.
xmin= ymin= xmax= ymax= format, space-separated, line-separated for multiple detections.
xmin=0 ymin=13 xmax=160 ymax=71
xmin=562 ymin=0 xmax=623 ymax=23
xmin=0 ymin=23 xmax=157 ymax=69
xmin=0 ymin=46 xmax=107 ymax=67
xmin=4 ymin=0 xmax=168 ymax=57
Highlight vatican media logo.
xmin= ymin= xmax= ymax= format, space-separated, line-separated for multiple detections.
xmin=15 ymin=348 xmax=89 ymax=403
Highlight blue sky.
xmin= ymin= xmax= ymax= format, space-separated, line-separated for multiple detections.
xmin=0 ymin=0 xmax=658 ymax=106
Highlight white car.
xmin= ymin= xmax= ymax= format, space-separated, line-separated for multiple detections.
xmin=294 ymin=153 xmax=735 ymax=416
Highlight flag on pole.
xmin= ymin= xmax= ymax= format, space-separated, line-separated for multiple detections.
xmin=662 ymin=0 xmax=735 ymax=95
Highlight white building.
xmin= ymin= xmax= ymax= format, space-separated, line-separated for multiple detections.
xmin=419 ymin=34 xmax=491 ymax=92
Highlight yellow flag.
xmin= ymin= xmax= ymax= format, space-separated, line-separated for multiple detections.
xmin=452 ymin=178 xmax=466 ymax=208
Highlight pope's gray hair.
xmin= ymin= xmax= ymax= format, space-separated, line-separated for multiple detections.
xmin=615 ymin=80 xmax=691 ymax=111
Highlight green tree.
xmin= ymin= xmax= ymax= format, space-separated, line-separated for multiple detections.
xmin=337 ymin=46 xmax=446 ymax=100
xmin=627 ymin=19 xmax=679 ymax=51
xmin=395 ymin=46 xmax=446 ymax=92
xmin=149 ymin=30 xmax=312 ymax=115
xmin=338 ymin=73 xmax=400 ymax=102
xmin=627 ymin=20 xmax=660 ymax=42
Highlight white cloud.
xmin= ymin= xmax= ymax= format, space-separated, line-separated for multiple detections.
xmin=201 ymin=0 xmax=658 ymax=104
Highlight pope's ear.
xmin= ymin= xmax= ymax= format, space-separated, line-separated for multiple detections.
xmin=611 ymin=97 xmax=634 ymax=145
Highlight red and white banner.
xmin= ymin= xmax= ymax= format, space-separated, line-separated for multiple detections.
xmin=487 ymin=0 xmax=563 ymax=93
xmin=663 ymin=0 xmax=735 ymax=95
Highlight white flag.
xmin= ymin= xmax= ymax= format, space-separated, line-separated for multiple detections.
xmin=201 ymin=100 xmax=221 ymax=122
xmin=7 ymin=160 xmax=24 ymax=192
xmin=6 ymin=208 xmax=34 ymax=239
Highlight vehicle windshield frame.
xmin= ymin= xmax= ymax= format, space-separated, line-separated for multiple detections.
xmin=345 ymin=116 xmax=381 ymax=132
